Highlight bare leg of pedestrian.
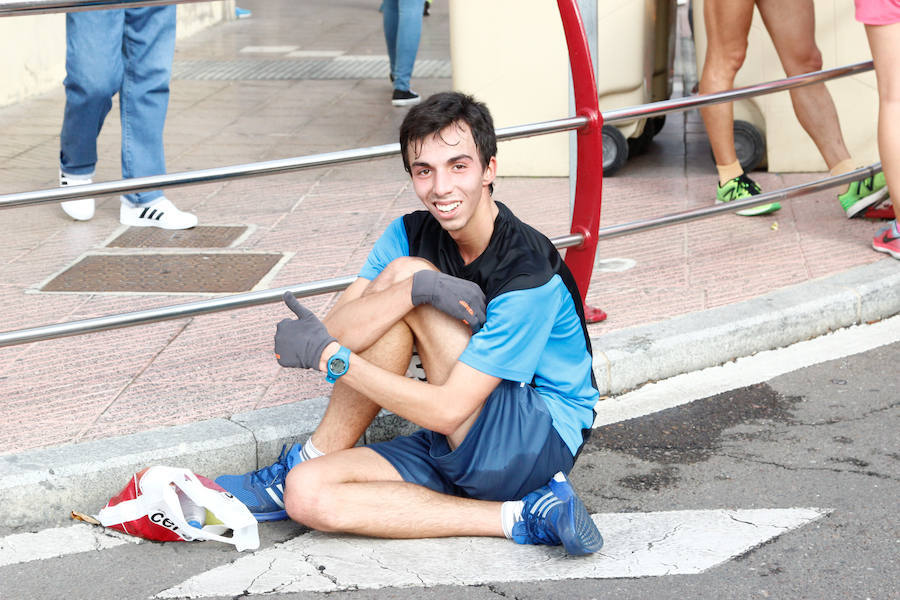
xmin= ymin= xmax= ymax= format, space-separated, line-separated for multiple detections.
xmin=865 ymin=18 xmax=900 ymax=258
xmin=755 ymin=0 xmax=886 ymax=217
xmin=698 ymin=0 xmax=780 ymax=215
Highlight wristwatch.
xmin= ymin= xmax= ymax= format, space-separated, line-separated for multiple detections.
xmin=325 ymin=345 xmax=351 ymax=383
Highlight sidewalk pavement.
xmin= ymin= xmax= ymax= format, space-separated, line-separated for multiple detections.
xmin=1 ymin=0 xmax=897 ymax=530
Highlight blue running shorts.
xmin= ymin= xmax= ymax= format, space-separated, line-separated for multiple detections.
xmin=368 ymin=380 xmax=576 ymax=501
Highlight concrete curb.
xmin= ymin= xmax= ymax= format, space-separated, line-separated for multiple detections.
xmin=592 ymin=259 xmax=900 ymax=396
xmin=2 ymin=259 xmax=898 ymax=530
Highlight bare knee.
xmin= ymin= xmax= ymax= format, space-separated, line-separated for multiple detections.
xmin=783 ymin=44 xmax=822 ymax=76
xmin=702 ymin=43 xmax=747 ymax=89
xmin=365 ymin=257 xmax=437 ymax=295
xmin=283 ymin=460 xmax=343 ymax=532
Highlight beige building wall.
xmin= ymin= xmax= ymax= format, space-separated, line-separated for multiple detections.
xmin=450 ymin=0 xmax=671 ymax=176
xmin=0 ymin=1 xmax=234 ymax=108
xmin=693 ymin=0 xmax=878 ymax=172
xmin=450 ymin=0 xmax=570 ymax=176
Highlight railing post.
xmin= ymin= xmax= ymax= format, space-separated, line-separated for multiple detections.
xmin=557 ymin=0 xmax=607 ymax=322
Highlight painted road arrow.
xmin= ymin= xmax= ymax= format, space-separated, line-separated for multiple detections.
xmin=157 ymin=507 xmax=827 ymax=597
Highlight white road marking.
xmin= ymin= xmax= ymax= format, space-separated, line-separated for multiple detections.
xmin=156 ymin=508 xmax=827 ymax=598
xmin=0 ymin=523 xmax=139 ymax=567
xmin=594 ymin=314 xmax=900 ymax=428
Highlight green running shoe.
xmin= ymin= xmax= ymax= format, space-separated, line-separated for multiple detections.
xmin=716 ymin=174 xmax=781 ymax=216
xmin=839 ymin=172 xmax=888 ymax=218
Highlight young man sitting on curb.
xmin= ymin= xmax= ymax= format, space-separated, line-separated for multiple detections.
xmin=216 ymin=92 xmax=603 ymax=555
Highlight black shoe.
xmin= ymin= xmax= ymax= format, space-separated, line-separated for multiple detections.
xmin=424 ymin=1 xmax=431 ymax=16
xmin=392 ymin=89 xmax=420 ymax=107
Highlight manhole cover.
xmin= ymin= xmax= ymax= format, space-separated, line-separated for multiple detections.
xmin=42 ymin=253 xmax=282 ymax=293
xmin=107 ymin=226 xmax=248 ymax=249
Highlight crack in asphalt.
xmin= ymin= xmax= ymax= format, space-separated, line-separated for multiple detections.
xmin=722 ymin=453 xmax=896 ymax=481
xmin=242 ymin=555 xmax=278 ymax=596
xmin=646 ymin=523 xmax=682 ymax=551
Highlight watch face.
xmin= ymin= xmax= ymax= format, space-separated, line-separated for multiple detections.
xmin=330 ymin=357 xmax=347 ymax=374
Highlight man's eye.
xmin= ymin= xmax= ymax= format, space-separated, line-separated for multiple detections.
xmin=417 ymin=169 xmax=430 ymax=176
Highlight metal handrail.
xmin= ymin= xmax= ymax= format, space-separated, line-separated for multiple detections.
xmin=0 ymin=119 xmax=589 ymax=209
xmin=604 ymin=60 xmax=873 ymax=124
xmin=0 ymin=234 xmax=587 ymax=347
xmin=0 ymin=62 xmax=871 ymax=208
xmin=0 ymin=0 xmax=209 ymax=16
xmin=0 ymin=163 xmax=880 ymax=348
xmin=593 ymin=163 xmax=882 ymax=239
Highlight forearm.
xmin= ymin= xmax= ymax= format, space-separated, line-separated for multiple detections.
xmin=318 ymin=341 xmax=476 ymax=435
xmin=324 ymin=278 xmax=415 ymax=351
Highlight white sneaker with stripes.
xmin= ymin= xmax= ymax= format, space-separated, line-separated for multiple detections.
xmin=120 ymin=196 xmax=198 ymax=230
xmin=59 ymin=170 xmax=95 ymax=221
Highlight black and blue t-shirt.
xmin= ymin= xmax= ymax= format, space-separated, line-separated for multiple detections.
xmin=359 ymin=202 xmax=599 ymax=455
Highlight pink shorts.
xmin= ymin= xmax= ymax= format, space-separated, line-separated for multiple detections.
xmin=855 ymin=0 xmax=900 ymax=25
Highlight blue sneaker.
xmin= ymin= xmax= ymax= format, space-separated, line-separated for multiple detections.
xmin=214 ymin=444 xmax=301 ymax=521
xmin=511 ymin=472 xmax=603 ymax=555
xmin=235 ymin=7 xmax=252 ymax=19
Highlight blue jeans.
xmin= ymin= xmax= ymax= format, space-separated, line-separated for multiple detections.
xmin=59 ymin=6 xmax=176 ymax=205
xmin=382 ymin=0 xmax=425 ymax=92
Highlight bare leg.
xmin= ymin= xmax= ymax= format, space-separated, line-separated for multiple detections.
xmin=284 ymin=447 xmax=503 ymax=539
xmin=698 ymin=0 xmax=756 ymax=171
xmin=310 ymin=257 xmax=475 ymax=452
xmin=757 ymin=0 xmax=851 ymax=169
xmin=284 ymin=267 xmax=501 ymax=539
xmin=866 ymin=22 xmax=900 ymax=222
xmin=310 ymin=258 xmax=426 ymax=453
xmin=310 ymin=322 xmax=413 ymax=452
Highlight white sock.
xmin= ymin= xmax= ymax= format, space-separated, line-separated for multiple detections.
xmin=500 ymin=500 xmax=525 ymax=539
xmin=299 ymin=437 xmax=324 ymax=462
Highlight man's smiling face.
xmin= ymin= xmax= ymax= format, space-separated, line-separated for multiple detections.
xmin=407 ymin=121 xmax=497 ymax=234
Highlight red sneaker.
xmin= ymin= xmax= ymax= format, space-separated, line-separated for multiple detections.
xmin=872 ymin=224 xmax=900 ymax=259
xmin=863 ymin=199 xmax=895 ymax=220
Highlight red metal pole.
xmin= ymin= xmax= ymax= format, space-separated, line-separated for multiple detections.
xmin=556 ymin=0 xmax=606 ymax=322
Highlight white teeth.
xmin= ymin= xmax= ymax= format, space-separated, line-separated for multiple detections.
xmin=436 ymin=201 xmax=461 ymax=213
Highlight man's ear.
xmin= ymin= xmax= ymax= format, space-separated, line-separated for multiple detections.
xmin=482 ymin=156 xmax=497 ymax=187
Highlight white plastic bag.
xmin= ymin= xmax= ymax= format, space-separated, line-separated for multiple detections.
xmin=97 ymin=465 xmax=259 ymax=551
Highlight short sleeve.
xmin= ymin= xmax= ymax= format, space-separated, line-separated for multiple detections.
xmin=358 ymin=217 xmax=410 ymax=280
xmin=458 ymin=277 xmax=563 ymax=381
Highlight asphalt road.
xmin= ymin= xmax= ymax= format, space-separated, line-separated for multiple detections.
xmin=2 ymin=338 xmax=896 ymax=600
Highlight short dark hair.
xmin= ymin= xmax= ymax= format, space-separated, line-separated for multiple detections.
xmin=399 ymin=92 xmax=497 ymax=192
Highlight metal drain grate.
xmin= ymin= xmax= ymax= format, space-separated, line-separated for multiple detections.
xmin=42 ymin=253 xmax=283 ymax=294
xmin=172 ymin=57 xmax=452 ymax=81
xmin=106 ymin=226 xmax=248 ymax=249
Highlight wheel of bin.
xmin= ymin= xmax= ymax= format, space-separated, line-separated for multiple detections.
xmin=627 ymin=121 xmax=654 ymax=156
xmin=648 ymin=115 xmax=666 ymax=137
xmin=602 ymin=124 xmax=629 ymax=176
xmin=733 ymin=120 xmax=766 ymax=172
xmin=707 ymin=119 xmax=766 ymax=172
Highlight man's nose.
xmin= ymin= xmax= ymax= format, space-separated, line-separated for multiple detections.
xmin=433 ymin=169 xmax=453 ymax=195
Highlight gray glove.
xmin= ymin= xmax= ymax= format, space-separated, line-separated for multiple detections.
xmin=274 ymin=291 xmax=337 ymax=369
xmin=411 ymin=270 xmax=486 ymax=333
